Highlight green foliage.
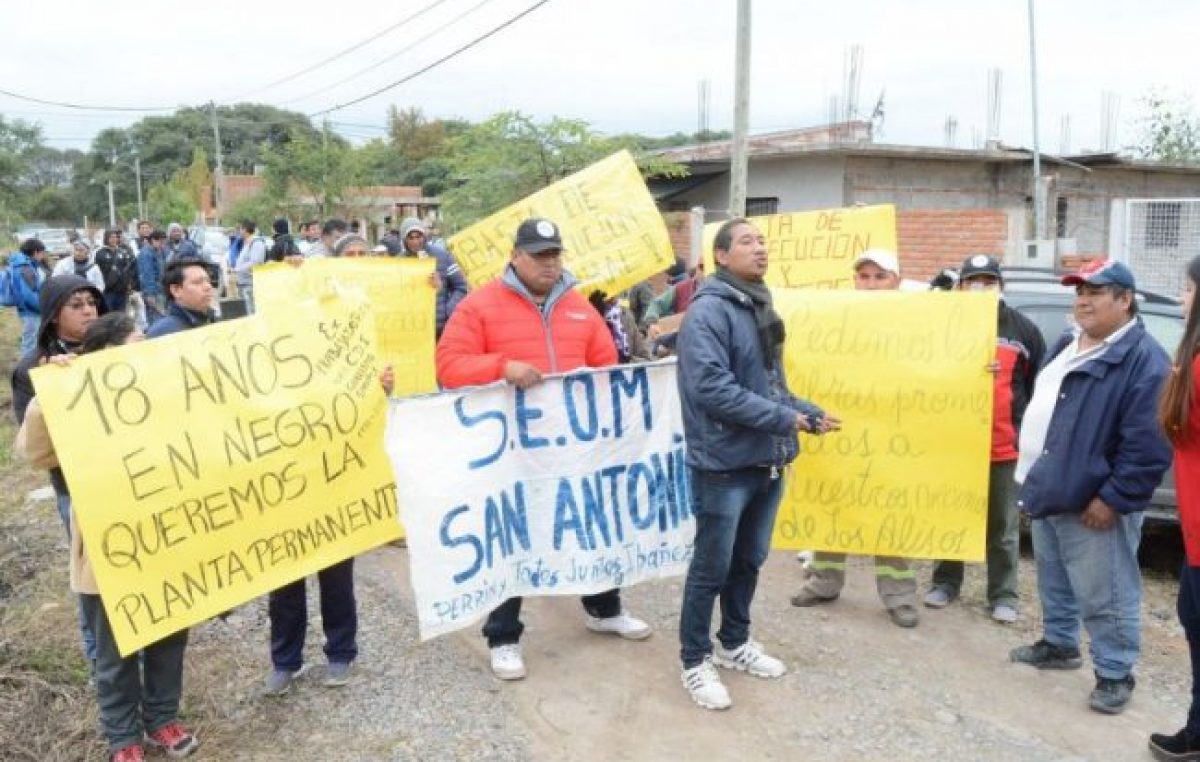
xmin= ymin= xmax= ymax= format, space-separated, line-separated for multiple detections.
xmin=223 ymin=191 xmax=283 ymax=231
xmin=262 ymin=125 xmax=365 ymax=218
xmin=1131 ymin=92 xmax=1200 ymax=164
xmin=438 ymin=111 xmax=686 ymax=230
xmin=146 ymin=181 xmax=197 ymax=227
xmin=0 ymin=115 xmax=43 ymax=219
xmin=25 ymin=186 xmax=74 ymax=221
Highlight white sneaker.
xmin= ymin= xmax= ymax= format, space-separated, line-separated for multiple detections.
xmin=490 ymin=644 xmax=526 ymax=680
xmin=585 ymin=611 xmax=652 ymax=640
xmin=681 ymin=657 xmax=732 ymax=710
xmin=991 ymin=603 xmax=1019 ymax=624
xmin=712 ymin=640 xmax=787 ymax=679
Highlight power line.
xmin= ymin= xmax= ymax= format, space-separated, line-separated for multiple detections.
xmin=280 ymin=0 xmax=500 ymax=106
xmin=0 ymin=86 xmax=175 ymax=113
xmin=308 ymin=0 xmax=553 ymax=118
xmin=227 ymin=0 xmax=454 ymax=100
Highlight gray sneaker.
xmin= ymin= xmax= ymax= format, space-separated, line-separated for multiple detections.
xmin=265 ymin=668 xmax=301 ymax=696
xmin=323 ymin=662 xmax=353 ymax=687
xmin=991 ymin=603 xmax=1019 ymax=624
xmin=923 ymin=586 xmax=956 ymax=609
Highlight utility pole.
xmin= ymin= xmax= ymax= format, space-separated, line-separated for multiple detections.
xmin=134 ymin=154 xmax=145 ymax=221
xmin=729 ymin=0 xmax=751 ymax=218
xmin=209 ymin=101 xmax=225 ymax=224
xmin=1026 ymin=0 xmax=1045 ymax=242
xmin=108 ymin=149 xmax=117 ymax=227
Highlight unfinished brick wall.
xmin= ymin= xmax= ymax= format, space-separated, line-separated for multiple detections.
xmin=897 ymin=209 xmax=1009 ymax=281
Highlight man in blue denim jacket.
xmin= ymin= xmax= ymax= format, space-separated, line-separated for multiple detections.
xmin=676 ymin=218 xmax=840 ymax=710
xmin=1009 ymin=259 xmax=1171 ymax=716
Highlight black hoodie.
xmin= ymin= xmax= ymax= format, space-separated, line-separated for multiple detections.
xmin=10 ymin=274 xmax=107 ymax=425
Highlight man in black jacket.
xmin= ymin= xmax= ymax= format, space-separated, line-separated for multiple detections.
xmin=924 ymin=255 xmax=1046 ymax=624
xmin=146 ymin=258 xmax=217 ymax=338
xmin=93 ymin=228 xmax=139 ymax=313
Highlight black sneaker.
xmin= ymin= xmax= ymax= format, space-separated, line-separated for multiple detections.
xmin=1009 ymin=639 xmax=1083 ymax=670
xmin=1089 ymin=674 xmax=1136 ymax=715
xmin=1149 ymin=728 xmax=1200 ymax=761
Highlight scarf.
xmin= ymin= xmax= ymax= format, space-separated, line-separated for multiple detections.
xmin=714 ymin=267 xmax=785 ymax=369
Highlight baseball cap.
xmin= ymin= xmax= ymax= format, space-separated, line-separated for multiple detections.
xmin=852 ymin=248 xmax=900 ymax=277
xmin=1060 ymin=258 xmax=1136 ymax=289
xmin=514 ymin=218 xmax=565 ymax=254
xmin=959 ymin=254 xmax=1003 ymax=282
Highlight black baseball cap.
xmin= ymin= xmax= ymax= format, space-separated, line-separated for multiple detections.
xmin=959 ymin=254 xmax=1003 ymax=282
xmin=514 ymin=218 xmax=565 ymax=254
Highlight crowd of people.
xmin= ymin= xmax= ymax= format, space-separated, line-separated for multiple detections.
xmin=7 ymin=211 xmax=1200 ymax=762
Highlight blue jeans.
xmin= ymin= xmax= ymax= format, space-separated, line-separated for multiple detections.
xmin=268 ymin=558 xmax=357 ymax=671
xmin=482 ymin=589 xmax=621 ymax=647
xmin=19 ymin=313 xmax=38 ymax=356
xmin=55 ymin=492 xmax=97 ymax=663
xmin=1031 ymin=511 xmax=1143 ymax=679
xmin=679 ymin=466 xmax=782 ymax=669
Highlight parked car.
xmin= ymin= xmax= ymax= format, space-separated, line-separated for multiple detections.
xmin=34 ymin=228 xmax=74 ymax=257
xmin=1003 ymin=267 xmax=1182 ymax=524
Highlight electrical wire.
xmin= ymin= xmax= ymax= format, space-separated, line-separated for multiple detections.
xmin=226 ymin=0 xmax=454 ymax=100
xmin=278 ymin=0 xmax=499 ymax=106
xmin=0 ymin=86 xmax=175 ymax=113
xmin=308 ymin=0 xmax=552 ymax=118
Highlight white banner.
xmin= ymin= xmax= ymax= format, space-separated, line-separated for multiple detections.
xmin=387 ymin=361 xmax=693 ymax=640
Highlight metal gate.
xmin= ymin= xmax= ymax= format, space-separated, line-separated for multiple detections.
xmin=1110 ymin=198 xmax=1200 ymax=297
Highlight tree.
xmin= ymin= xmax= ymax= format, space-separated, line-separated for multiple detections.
xmin=180 ymin=147 xmax=214 ymax=211
xmin=262 ymin=126 xmax=364 ymax=218
xmin=0 ymin=115 xmax=44 ymax=220
xmin=438 ymin=111 xmax=686 ymax=230
xmin=1130 ymin=92 xmax=1200 ymax=164
xmin=146 ymin=180 xmax=197 ymax=227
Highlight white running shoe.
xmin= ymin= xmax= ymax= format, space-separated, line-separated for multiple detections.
xmin=490 ymin=644 xmax=526 ymax=680
xmin=712 ymin=640 xmax=787 ymax=679
xmin=681 ymin=657 xmax=732 ymax=710
xmin=585 ymin=611 xmax=652 ymax=640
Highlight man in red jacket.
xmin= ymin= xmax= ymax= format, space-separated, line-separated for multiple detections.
xmin=436 ymin=217 xmax=652 ymax=681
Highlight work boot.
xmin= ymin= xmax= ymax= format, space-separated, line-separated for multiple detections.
xmin=789 ymin=589 xmax=838 ymax=608
xmin=1149 ymin=728 xmax=1200 ymax=761
xmin=888 ymin=605 xmax=919 ymax=628
xmin=1089 ymin=674 xmax=1136 ymax=715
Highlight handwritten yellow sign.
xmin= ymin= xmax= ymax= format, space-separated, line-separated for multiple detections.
xmin=703 ymin=205 xmax=897 ymax=289
xmin=255 ymin=258 xmax=437 ymax=397
xmin=771 ymin=290 xmax=995 ymax=560
xmin=448 ymin=150 xmax=676 ymax=296
xmin=31 ymin=295 xmax=401 ymax=655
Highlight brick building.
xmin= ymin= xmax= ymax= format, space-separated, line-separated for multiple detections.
xmin=651 ymin=123 xmax=1200 ymax=288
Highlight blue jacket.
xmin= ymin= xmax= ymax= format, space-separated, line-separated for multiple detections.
xmin=676 ymin=277 xmax=823 ymax=472
xmin=146 ymin=302 xmax=213 ymax=338
xmin=137 ymin=244 xmax=165 ymax=300
xmin=1017 ymin=319 xmax=1172 ymax=518
xmin=9 ymin=252 xmax=46 ymax=316
xmin=407 ymin=242 xmax=468 ymax=337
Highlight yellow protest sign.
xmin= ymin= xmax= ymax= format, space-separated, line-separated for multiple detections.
xmin=703 ymin=204 xmax=897 ymax=289
xmin=255 ymin=258 xmax=437 ymax=397
xmin=448 ymin=150 xmax=676 ymax=296
xmin=771 ymin=290 xmax=995 ymax=560
xmin=31 ymin=295 xmax=401 ymax=655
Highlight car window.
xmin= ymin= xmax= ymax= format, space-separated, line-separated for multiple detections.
xmin=1013 ymin=304 xmax=1072 ymax=346
xmin=1142 ymin=311 xmax=1184 ymax=354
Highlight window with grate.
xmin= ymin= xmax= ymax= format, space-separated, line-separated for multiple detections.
xmin=1055 ymin=196 xmax=1069 ymax=238
xmin=745 ymin=197 xmax=779 ymax=216
xmin=1144 ymin=201 xmax=1181 ymax=248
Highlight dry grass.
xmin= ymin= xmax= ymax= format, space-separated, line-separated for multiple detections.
xmin=0 ymin=310 xmax=278 ymax=760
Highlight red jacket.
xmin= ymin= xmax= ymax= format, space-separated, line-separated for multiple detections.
xmin=1175 ymin=355 xmax=1200 ymax=566
xmin=436 ymin=269 xmax=617 ymax=388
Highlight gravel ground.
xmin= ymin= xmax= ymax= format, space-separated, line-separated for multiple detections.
xmin=176 ymin=542 xmax=1189 ymax=762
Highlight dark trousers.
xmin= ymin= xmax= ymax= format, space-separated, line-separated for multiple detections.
xmin=104 ymin=290 xmax=128 ymax=315
xmin=1180 ymin=563 xmax=1200 ymax=734
xmin=268 ymin=558 xmax=358 ymax=671
xmin=482 ymin=589 xmax=621 ymax=647
xmin=80 ymin=594 xmax=188 ymax=753
xmin=932 ymin=460 xmax=1020 ymax=606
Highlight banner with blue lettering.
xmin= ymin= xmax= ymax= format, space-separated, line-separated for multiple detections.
xmin=387 ymin=361 xmax=692 ymax=640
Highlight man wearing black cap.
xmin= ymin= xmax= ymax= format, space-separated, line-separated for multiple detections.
xmin=924 ymin=255 xmax=1045 ymax=624
xmin=1009 ymin=258 xmax=1171 ymax=715
xmin=436 ymin=217 xmax=651 ymax=682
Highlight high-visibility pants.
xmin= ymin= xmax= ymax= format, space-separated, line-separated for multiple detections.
xmin=799 ymin=552 xmax=917 ymax=610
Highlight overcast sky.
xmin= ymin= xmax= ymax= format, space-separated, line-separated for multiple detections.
xmin=3 ymin=0 xmax=1197 ymax=154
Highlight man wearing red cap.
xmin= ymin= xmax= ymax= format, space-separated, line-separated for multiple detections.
xmin=1009 ymin=258 xmax=1171 ymax=715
